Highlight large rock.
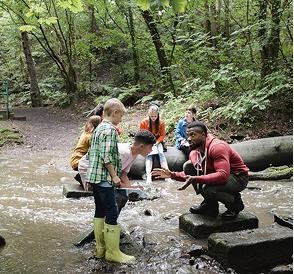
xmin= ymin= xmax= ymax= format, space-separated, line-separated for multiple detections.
xmin=208 ymin=225 xmax=293 ymax=272
xmin=179 ymin=212 xmax=258 ymax=239
xmin=128 ymin=136 xmax=293 ymax=178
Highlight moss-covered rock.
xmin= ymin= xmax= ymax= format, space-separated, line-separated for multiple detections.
xmin=249 ymin=166 xmax=293 ymax=180
xmin=0 ymin=128 xmax=23 ymax=147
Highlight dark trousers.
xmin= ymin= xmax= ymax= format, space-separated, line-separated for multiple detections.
xmin=91 ymin=184 xmax=128 ymax=225
xmin=183 ymin=160 xmax=248 ymax=207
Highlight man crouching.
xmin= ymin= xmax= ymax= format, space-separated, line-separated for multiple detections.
xmin=152 ymin=120 xmax=249 ymax=220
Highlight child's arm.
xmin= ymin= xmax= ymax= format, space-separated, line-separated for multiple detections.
xmin=120 ymin=171 xmax=131 ymax=187
xmin=105 ymin=163 xmax=121 ymax=186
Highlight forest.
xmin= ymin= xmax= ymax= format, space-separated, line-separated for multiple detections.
xmin=0 ymin=0 xmax=292 ymax=137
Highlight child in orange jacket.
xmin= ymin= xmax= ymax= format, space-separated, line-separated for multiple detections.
xmin=139 ymin=104 xmax=172 ymax=184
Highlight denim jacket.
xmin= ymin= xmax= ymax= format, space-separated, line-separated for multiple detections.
xmin=175 ymin=118 xmax=188 ymax=149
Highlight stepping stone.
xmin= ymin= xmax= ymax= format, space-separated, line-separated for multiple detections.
xmin=208 ymin=225 xmax=293 ymax=272
xmin=274 ymin=214 xmax=293 ymax=229
xmin=62 ymin=183 xmax=155 ymax=200
xmin=73 ymin=228 xmax=94 ymax=247
xmin=179 ymin=211 xmax=258 ymax=239
xmin=63 ymin=183 xmax=93 ymax=198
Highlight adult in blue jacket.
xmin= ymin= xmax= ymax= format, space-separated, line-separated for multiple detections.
xmin=175 ymin=105 xmax=197 ymax=157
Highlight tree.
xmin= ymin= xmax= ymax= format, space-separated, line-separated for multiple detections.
xmin=21 ymin=31 xmax=42 ymax=107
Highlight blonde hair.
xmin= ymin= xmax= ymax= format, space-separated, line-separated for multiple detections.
xmin=103 ymin=98 xmax=126 ymax=117
xmin=85 ymin=115 xmax=102 ymax=133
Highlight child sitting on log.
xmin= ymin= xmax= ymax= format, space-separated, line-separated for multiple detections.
xmin=139 ymin=103 xmax=172 ymax=184
xmin=70 ymin=115 xmax=102 ymax=185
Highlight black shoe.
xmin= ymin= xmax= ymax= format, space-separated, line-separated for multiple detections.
xmin=221 ymin=194 xmax=244 ymax=220
xmin=221 ymin=209 xmax=239 ymax=220
xmin=189 ymin=200 xmax=219 ymax=217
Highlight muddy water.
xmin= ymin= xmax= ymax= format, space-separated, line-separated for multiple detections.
xmin=0 ymin=151 xmax=292 ymax=274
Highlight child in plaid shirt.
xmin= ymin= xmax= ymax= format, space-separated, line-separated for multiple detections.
xmin=86 ymin=98 xmax=135 ymax=263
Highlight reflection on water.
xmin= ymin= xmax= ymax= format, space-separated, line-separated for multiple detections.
xmin=0 ymin=152 xmax=292 ymax=274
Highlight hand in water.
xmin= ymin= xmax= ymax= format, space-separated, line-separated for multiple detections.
xmin=151 ymin=167 xmax=172 ymax=179
xmin=177 ymin=176 xmax=196 ymax=191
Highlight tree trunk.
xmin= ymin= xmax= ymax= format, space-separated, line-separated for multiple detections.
xmin=141 ymin=10 xmax=175 ymax=93
xmin=257 ymin=0 xmax=270 ymax=77
xmin=203 ymin=0 xmax=213 ymax=46
xmin=210 ymin=3 xmax=218 ymax=47
xmin=223 ymin=0 xmax=230 ymax=39
xmin=268 ymin=0 xmax=281 ymax=65
xmin=21 ymin=31 xmax=42 ymax=107
xmin=128 ymin=6 xmax=140 ymax=82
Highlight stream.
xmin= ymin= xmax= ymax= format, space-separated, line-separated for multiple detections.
xmin=0 ymin=150 xmax=292 ymax=274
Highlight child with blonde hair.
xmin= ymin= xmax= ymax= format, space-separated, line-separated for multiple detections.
xmin=86 ymin=98 xmax=135 ymax=263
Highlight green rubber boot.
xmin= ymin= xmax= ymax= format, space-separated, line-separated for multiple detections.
xmin=93 ymin=218 xmax=105 ymax=258
xmin=104 ymin=223 xmax=135 ymax=263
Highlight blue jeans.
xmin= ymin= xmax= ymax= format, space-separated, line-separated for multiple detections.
xmin=91 ymin=184 xmax=119 ymax=225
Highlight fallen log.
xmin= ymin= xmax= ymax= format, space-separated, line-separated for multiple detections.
xmin=128 ymin=136 xmax=293 ymax=178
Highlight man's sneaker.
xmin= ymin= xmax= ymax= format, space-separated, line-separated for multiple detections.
xmin=189 ymin=200 xmax=219 ymax=217
xmin=221 ymin=193 xmax=244 ymax=220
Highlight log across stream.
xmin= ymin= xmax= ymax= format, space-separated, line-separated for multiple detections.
xmin=128 ymin=136 xmax=293 ymax=179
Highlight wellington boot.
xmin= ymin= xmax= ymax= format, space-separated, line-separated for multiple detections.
xmin=93 ymin=218 xmax=105 ymax=258
xmin=104 ymin=223 xmax=135 ymax=263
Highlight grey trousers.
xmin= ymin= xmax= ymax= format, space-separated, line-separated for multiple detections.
xmin=183 ymin=160 xmax=248 ymax=206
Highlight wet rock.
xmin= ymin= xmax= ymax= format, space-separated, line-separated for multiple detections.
xmin=142 ymin=233 xmax=158 ymax=247
xmin=179 ymin=211 xmax=258 ymax=239
xmin=274 ymin=214 xmax=293 ymax=229
xmin=189 ymin=258 xmax=195 ymax=266
xmin=144 ymin=209 xmax=153 ymax=216
xmin=270 ymin=263 xmax=293 ymax=273
xmin=73 ymin=228 xmax=94 ymax=247
xmin=63 ymin=183 xmax=92 ymax=198
xmin=208 ymin=225 xmax=293 ymax=272
xmin=163 ymin=213 xmax=175 ymax=220
xmin=187 ymin=244 xmax=207 ymax=258
xmin=0 ymin=235 xmax=6 ymax=247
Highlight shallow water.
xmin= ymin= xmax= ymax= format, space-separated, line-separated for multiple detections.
xmin=0 ymin=152 xmax=292 ymax=274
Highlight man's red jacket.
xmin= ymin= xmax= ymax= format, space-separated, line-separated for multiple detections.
xmin=174 ymin=134 xmax=249 ymax=184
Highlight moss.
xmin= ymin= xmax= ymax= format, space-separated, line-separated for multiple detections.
xmin=267 ymin=166 xmax=293 ymax=176
xmin=0 ymin=128 xmax=23 ymax=147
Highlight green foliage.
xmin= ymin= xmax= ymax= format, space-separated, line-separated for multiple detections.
xmin=0 ymin=128 xmax=23 ymax=147
xmin=136 ymin=0 xmax=188 ymax=12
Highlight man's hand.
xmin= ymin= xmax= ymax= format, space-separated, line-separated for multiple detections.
xmin=177 ymin=175 xmax=197 ymax=191
xmin=151 ymin=167 xmax=172 ymax=179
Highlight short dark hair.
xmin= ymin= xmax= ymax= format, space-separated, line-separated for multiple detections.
xmin=187 ymin=120 xmax=207 ymax=135
xmin=134 ymin=130 xmax=156 ymax=145
xmin=94 ymin=104 xmax=104 ymax=116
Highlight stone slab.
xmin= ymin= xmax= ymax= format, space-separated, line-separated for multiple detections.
xmin=63 ymin=183 xmax=93 ymax=198
xmin=208 ymin=225 xmax=293 ymax=272
xmin=179 ymin=211 xmax=258 ymax=239
xmin=73 ymin=228 xmax=94 ymax=247
xmin=62 ymin=183 xmax=152 ymax=200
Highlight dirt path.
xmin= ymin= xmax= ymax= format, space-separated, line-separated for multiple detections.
xmin=0 ymin=107 xmax=85 ymax=156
